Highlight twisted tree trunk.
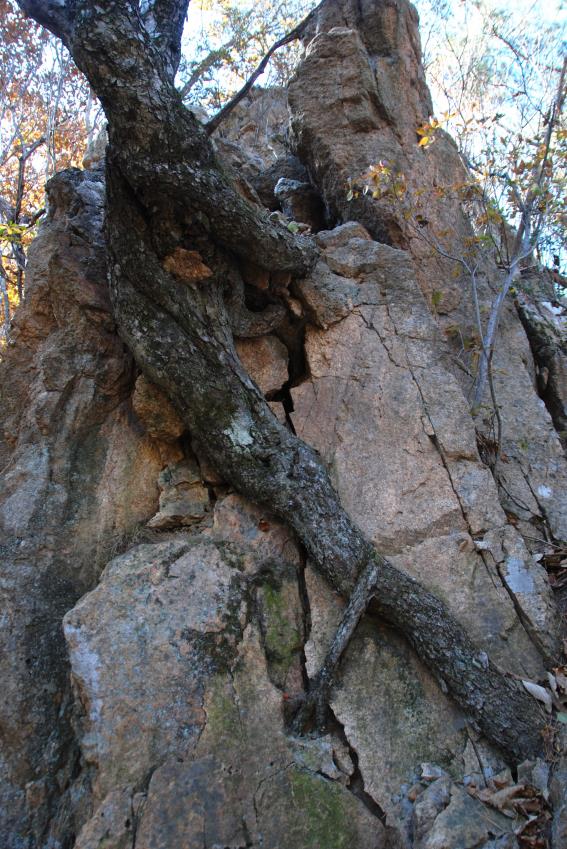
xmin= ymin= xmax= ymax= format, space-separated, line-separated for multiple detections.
xmin=18 ymin=0 xmax=546 ymax=762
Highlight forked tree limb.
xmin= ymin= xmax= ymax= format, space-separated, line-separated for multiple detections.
xmin=18 ymin=0 xmax=316 ymax=275
xmin=292 ymin=557 xmax=383 ymax=732
xmin=19 ymin=0 xmax=547 ymax=764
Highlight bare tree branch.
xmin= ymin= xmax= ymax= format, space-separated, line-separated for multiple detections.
xmin=471 ymin=55 xmax=567 ymax=412
xmin=206 ymin=3 xmax=321 ymax=134
xmin=14 ymin=136 xmax=45 ymax=221
xmin=179 ymin=42 xmax=237 ymax=101
xmin=0 ymin=258 xmax=10 ymax=340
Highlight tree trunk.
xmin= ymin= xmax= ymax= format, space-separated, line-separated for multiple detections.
xmin=18 ymin=0 xmax=546 ymax=763
xmin=0 ymin=261 xmax=10 ymax=339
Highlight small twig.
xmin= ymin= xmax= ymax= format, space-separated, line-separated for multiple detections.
xmin=465 ymin=724 xmax=491 ymax=787
xmin=497 ymin=474 xmax=539 ymax=517
xmin=179 ymin=42 xmax=236 ymax=101
xmin=520 ymin=533 xmax=564 ymax=550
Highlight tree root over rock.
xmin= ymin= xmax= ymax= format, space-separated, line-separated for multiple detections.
xmin=20 ymin=0 xmax=547 ymax=766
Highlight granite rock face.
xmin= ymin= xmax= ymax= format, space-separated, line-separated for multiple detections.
xmin=287 ymin=0 xmax=567 ymax=561
xmin=295 ymin=226 xmax=559 ymax=673
xmin=66 ymin=499 xmax=386 ymax=849
xmin=0 ymin=169 xmax=163 ymax=848
xmin=235 ymin=333 xmax=289 ymax=396
xmin=1 ymin=1 xmax=566 ymax=847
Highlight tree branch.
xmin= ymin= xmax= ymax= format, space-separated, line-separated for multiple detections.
xmin=16 ymin=0 xmax=71 ymax=43
xmin=179 ymin=42 xmax=236 ymax=101
xmin=141 ymin=0 xmax=189 ymax=79
xmin=14 ymin=136 xmax=45 ymax=222
xmin=206 ymin=3 xmax=320 ymax=134
xmin=472 ymin=55 xmax=567 ymax=411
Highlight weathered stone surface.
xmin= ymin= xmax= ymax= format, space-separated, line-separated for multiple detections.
xmin=293 ymin=232 xmax=553 ymax=678
xmin=64 ymin=537 xmax=237 ymax=800
xmin=478 ymin=526 xmax=560 ymax=660
xmin=517 ymin=289 xmax=567 ymax=443
xmin=213 ymin=136 xmax=266 ymax=206
xmin=132 ymin=374 xmax=185 ymax=442
xmin=293 ymin=307 xmax=467 ymax=547
xmin=64 ymin=497 xmax=386 ymax=848
xmin=284 ymin=222 xmax=562 ymax=846
xmin=0 ymin=170 xmax=162 ymax=848
xmin=269 ymin=399 xmax=288 ymax=424
xmin=214 ymin=87 xmax=289 ymax=168
xmin=412 ymin=777 xmax=452 ymax=845
xmin=301 ymin=0 xmax=433 ymax=134
xmin=297 ymin=259 xmax=361 ymax=329
xmin=209 ymin=493 xmax=301 ymax=568
xmin=315 ymin=221 xmax=373 ymax=249
xmin=487 ymin=302 xmax=567 ymax=542
xmin=389 ymin=533 xmax=547 ymax=671
xmin=303 ymin=566 xmax=466 ymax=833
xmin=251 ymin=154 xmax=310 ymax=210
xmin=289 ymin=11 xmax=467 ymax=272
xmin=147 ymin=456 xmax=210 ymax=529
xmin=274 ymin=177 xmax=325 ymax=230
xmin=74 ymin=786 xmax=134 ymax=849
xmin=418 ymin=784 xmax=510 ymax=849
xmin=481 ymin=837 xmax=519 ymax=849
xmin=210 ymin=494 xmax=305 ymax=696
xmin=289 ymin=0 xmax=567 ymax=565
xmin=133 ymin=627 xmax=386 ymax=849
xmin=235 ymin=333 xmax=289 ymax=396
xmin=303 ymin=566 xmax=530 ymax=848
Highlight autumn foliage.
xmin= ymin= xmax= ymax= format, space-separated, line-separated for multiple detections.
xmin=0 ymin=0 xmax=90 ymax=338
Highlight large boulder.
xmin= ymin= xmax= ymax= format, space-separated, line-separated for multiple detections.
xmin=65 ymin=498 xmax=387 ymax=849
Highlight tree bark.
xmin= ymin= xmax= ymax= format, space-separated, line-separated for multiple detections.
xmin=17 ymin=0 xmax=547 ymax=763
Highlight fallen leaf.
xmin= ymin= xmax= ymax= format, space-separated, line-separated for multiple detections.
xmin=471 ymin=783 xmax=528 ymax=816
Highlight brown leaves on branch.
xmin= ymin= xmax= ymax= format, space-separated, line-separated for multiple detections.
xmin=0 ymin=0 xmax=91 ymax=337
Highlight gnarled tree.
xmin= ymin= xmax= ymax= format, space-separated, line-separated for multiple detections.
xmin=16 ymin=0 xmax=547 ymax=762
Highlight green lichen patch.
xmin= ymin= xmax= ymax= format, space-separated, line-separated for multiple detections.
xmin=258 ymin=580 xmax=304 ymax=688
xmin=288 ymin=769 xmax=361 ymax=849
xmin=203 ymin=675 xmax=242 ymax=744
